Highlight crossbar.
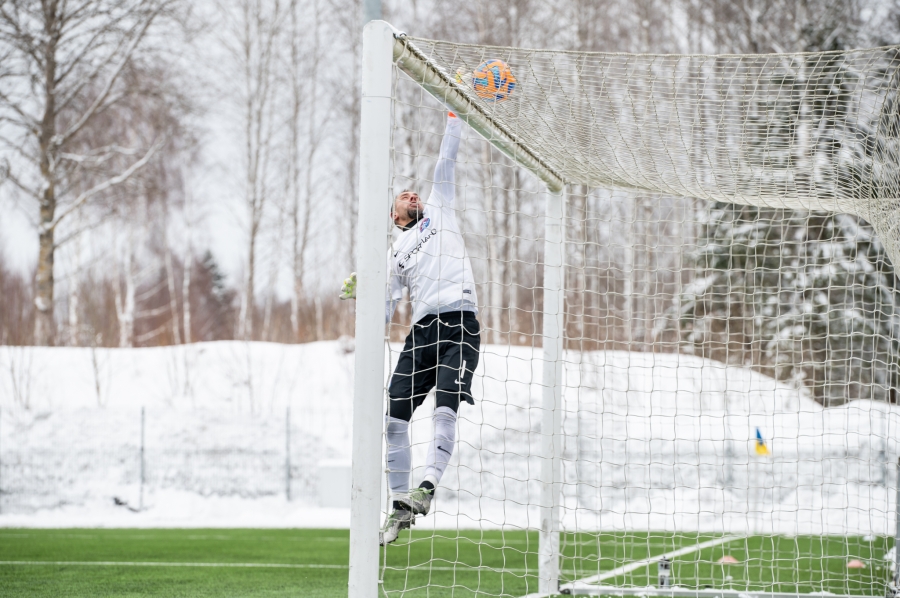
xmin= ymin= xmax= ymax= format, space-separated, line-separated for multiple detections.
xmin=391 ymin=30 xmax=566 ymax=193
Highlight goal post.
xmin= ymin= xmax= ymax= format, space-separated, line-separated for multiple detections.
xmin=539 ymin=184 xmax=566 ymax=596
xmin=391 ymin=30 xmax=566 ymax=194
xmin=349 ymin=20 xmax=394 ymax=598
xmin=352 ymin=19 xmax=900 ymax=598
xmin=350 ymin=20 xmax=571 ymax=598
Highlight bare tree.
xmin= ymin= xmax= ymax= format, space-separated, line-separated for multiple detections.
xmin=0 ymin=0 xmax=179 ymax=345
xmin=479 ymin=145 xmax=504 ymax=345
xmin=472 ymin=0 xmax=548 ymax=344
xmin=66 ymin=53 xmax=195 ymax=348
xmin=288 ymin=0 xmax=326 ymax=341
xmin=181 ymin=166 xmax=194 ymax=345
xmin=163 ymin=206 xmax=182 ymax=345
xmin=218 ymin=0 xmax=285 ymax=341
xmin=328 ymin=0 xmax=362 ymax=278
xmin=114 ymin=224 xmax=137 ymax=347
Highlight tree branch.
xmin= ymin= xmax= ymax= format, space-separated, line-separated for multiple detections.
xmin=56 ymin=3 xmax=167 ymax=145
xmin=0 ymin=3 xmax=46 ymax=68
xmin=3 ymin=172 xmax=42 ymax=207
xmin=53 ymin=209 xmax=115 ymax=250
xmin=49 ymin=138 xmax=165 ymax=231
xmin=60 ymin=144 xmax=142 ymax=166
xmin=0 ymin=87 xmax=39 ymax=131
xmin=54 ymin=21 xmax=134 ymax=114
xmin=0 ymin=132 xmax=40 ymax=166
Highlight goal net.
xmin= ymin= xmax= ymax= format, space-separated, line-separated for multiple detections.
xmin=351 ymin=21 xmax=900 ymax=598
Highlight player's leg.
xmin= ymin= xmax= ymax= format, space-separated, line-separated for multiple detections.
xmin=400 ymin=311 xmax=481 ymax=516
xmin=380 ymin=316 xmax=439 ymax=544
xmin=385 ymin=316 xmax=439 ymax=497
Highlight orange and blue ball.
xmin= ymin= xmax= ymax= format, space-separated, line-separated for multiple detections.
xmin=472 ymin=59 xmax=516 ymax=102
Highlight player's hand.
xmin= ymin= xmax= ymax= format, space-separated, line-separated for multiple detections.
xmin=339 ymin=272 xmax=357 ymax=300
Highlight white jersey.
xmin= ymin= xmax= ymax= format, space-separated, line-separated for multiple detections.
xmin=386 ymin=116 xmax=478 ymax=324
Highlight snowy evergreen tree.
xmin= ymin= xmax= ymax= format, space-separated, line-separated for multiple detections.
xmin=678 ymin=203 xmax=900 ymax=406
xmin=678 ymin=18 xmax=900 ymax=406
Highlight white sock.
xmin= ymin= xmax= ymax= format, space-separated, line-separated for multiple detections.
xmin=385 ymin=416 xmax=411 ymax=497
xmin=423 ymin=406 xmax=457 ymax=487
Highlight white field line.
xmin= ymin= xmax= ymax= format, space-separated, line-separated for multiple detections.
xmin=0 ymin=561 xmax=348 ymax=569
xmin=0 ymin=560 xmax=532 ymax=574
xmin=0 ymin=536 xmax=744 ymax=579
xmin=572 ymin=535 xmax=745 ymax=586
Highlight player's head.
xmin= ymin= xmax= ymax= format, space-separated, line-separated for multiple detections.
xmin=392 ymin=189 xmax=421 ymax=227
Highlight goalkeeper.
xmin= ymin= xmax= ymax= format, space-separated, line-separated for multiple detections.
xmin=341 ymin=112 xmax=481 ymax=545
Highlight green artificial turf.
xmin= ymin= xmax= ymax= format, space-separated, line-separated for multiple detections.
xmin=0 ymin=529 xmax=348 ymax=597
xmin=0 ymin=528 xmax=891 ymax=597
xmin=563 ymin=532 xmax=892 ymax=595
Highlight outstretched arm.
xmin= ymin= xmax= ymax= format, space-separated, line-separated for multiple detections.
xmin=429 ymin=112 xmax=462 ymax=208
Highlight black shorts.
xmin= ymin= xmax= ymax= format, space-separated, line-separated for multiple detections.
xmin=387 ymin=311 xmax=481 ymax=422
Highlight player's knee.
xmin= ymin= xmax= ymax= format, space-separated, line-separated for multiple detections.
xmin=433 ymin=405 xmax=457 ymax=426
xmin=434 ymin=391 xmax=461 ymax=413
xmin=385 ymin=415 xmax=410 ymax=435
xmin=387 ymin=396 xmax=414 ymax=422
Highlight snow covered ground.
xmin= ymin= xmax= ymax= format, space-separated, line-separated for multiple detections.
xmin=0 ymin=341 xmax=897 ymax=535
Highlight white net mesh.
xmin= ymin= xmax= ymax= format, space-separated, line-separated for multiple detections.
xmin=397 ymin=38 xmax=900 ymax=267
xmin=376 ymin=33 xmax=900 ymax=598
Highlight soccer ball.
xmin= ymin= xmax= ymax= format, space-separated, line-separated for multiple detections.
xmin=471 ymin=59 xmax=516 ymax=102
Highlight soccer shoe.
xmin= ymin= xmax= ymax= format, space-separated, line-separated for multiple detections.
xmin=397 ymin=486 xmax=433 ymax=516
xmin=379 ymin=509 xmax=413 ymax=546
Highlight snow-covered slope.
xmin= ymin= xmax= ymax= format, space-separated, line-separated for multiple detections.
xmin=0 ymin=341 xmax=897 ymax=534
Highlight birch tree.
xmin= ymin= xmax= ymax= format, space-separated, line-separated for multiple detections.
xmin=328 ymin=0 xmax=362 ymax=276
xmin=287 ymin=0 xmax=325 ymax=341
xmin=0 ymin=0 xmax=177 ymax=345
xmin=219 ymin=0 xmax=284 ymax=341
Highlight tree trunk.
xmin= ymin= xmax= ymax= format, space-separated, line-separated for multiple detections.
xmin=182 ymin=248 xmax=192 ymax=345
xmin=508 ymin=171 xmax=519 ymax=340
xmin=342 ymin=3 xmax=361 ymax=279
xmin=262 ymin=222 xmax=283 ymax=341
xmin=34 ymin=226 xmax=56 ymax=345
xmin=34 ymin=26 xmax=59 ymax=346
xmin=241 ymin=230 xmax=257 ymax=340
xmin=288 ymin=0 xmax=319 ymax=342
xmin=164 ymin=237 xmax=182 ymax=345
xmin=290 ymin=277 xmax=301 ymax=339
xmin=115 ymin=238 xmax=136 ymax=348
xmin=482 ymin=144 xmax=502 ymax=345
xmin=623 ymin=200 xmax=634 ymax=348
xmin=315 ymin=295 xmax=324 ymax=341
xmin=182 ymin=176 xmax=193 ymax=345
xmin=67 ymin=279 xmax=79 ymax=346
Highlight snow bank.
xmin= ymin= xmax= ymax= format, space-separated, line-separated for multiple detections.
xmin=0 ymin=341 xmax=897 ymax=535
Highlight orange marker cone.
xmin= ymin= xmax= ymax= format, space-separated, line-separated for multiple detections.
xmin=718 ymin=555 xmax=740 ymax=564
xmin=847 ymin=560 xmax=866 ymax=569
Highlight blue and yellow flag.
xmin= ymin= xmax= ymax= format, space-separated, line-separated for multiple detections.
xmin=755 ymin=428 xmax=771 ymax=456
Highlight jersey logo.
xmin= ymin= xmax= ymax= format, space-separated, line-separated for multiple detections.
xmin=419 ymin=217 xmax=431 ymax=232
xmin=397 ymin=228 xmax=438 ymax=272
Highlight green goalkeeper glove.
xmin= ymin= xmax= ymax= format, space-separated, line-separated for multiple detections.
xmin=339 ymin=272 xmax=357 ymax=300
